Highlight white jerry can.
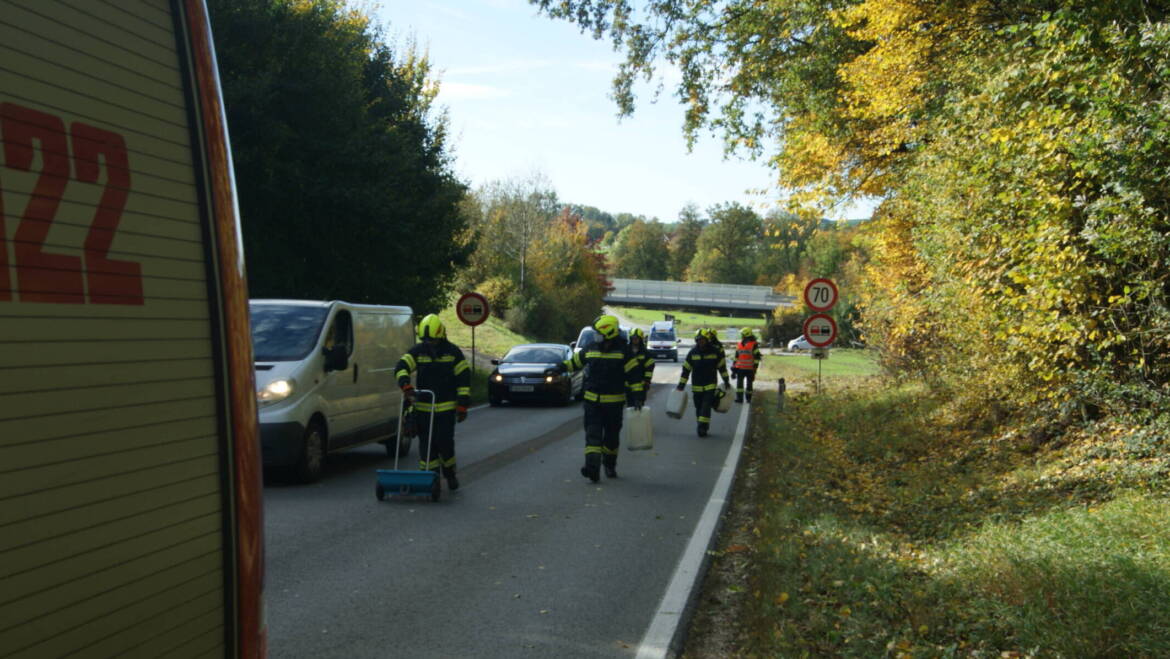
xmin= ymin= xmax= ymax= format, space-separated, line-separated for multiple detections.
xmin=714 ymin=384 xmax=733 ymax=414
xmin=622 ymin=406 xmax=654 ymax=451
xmin=666 ymin=387 xmax=688 ymax=419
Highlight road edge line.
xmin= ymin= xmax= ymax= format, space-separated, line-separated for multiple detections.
xmin=635 ymin=402 xmax=752 ymax=659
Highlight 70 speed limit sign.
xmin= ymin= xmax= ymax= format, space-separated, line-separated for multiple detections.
xmin=803 ymin=278 xmax=838 ymax=312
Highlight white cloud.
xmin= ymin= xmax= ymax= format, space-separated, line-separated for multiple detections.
xmin=439 ymin=82 xmax=510 ymax=101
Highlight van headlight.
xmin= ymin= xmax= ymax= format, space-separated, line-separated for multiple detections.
xmin=258 ymin=378 xmax=294 ymax=404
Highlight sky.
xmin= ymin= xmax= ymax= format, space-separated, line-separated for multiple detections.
xmin=375 ymin=0 xmax=876 ymax=224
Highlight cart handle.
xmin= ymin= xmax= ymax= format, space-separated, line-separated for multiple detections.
xmin=394 ymin=389 xmax=436 ymax=470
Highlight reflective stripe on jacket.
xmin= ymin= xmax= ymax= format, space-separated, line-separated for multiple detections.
xmin=564 ymin=336 xmax=642 ymax=403
xmin=678 ymin=345 xmax=728 ymax=391
xmin=733 ymin=339 xmax=762 ymax=371
xmin=396 ymin=340 xmax=471 ymax=409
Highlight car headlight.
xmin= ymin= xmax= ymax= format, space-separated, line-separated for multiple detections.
xmin=257 ymin=378 xmax=294 ymax=404
xmin=545 ymin=375 xmax=554 ymax=383
xmin=493 ymin=373 xmax=503 ymax=382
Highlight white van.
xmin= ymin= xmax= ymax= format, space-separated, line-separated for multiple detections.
xmin=250 ymin=300 xmax=414 ymax=482
xmin=648 ymin=320 xmax=679 ymax=361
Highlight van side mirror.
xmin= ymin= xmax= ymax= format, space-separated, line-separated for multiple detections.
xmin=323 ymin=345 xmax=349 ymax=372
xmin=491 ymin=359 xmax=500 ymax=365
xmin=569 ymin=341 xmax=576 ymax=350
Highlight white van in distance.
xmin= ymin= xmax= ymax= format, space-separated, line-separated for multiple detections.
xmin=250 ymin=300 xmax=414 ymax=482
xmin=648 ymin=320 xmax=679 ymax=361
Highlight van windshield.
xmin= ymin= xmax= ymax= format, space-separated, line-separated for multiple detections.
xmin=250 ymin=304 xmax=329 ymax=361
xmin=650 ymin=329 xmax=675 ymax=341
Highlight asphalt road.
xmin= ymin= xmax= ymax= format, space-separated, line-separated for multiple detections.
xmin=262 ymin=361 xmax=746 ymax=658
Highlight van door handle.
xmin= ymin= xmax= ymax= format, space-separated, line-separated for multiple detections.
xmin=353 ymin=363 xmax=358 ymax=383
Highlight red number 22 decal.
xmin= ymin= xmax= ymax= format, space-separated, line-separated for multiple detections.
xmin=1 ymin=102 xmax=144 ymax=305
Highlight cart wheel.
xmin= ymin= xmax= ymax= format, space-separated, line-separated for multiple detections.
xmin=375 ymin=483 xmax=385 ymax=501
xmin=430 ymin=479 xmax=441 ymax=502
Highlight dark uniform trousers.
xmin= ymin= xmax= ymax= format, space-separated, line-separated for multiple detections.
xmin=583 ymin=400 xmax=623 ymax=469
xmin=693 ymin=390 xmax=716 ymax=433
xmin=734 ymin=369 xmax=756 ymax=401
xmin=415 ymin=409 xmax=457 ymax=477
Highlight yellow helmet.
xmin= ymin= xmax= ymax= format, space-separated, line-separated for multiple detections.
xmin=741 ymin=327 xmax=753 ymax=339
xmin=417 ymin=313 xmax=446 ymax=341
xmin=694 ymin=328 xmax=707 ymax=341
xmin=704 ymin=328 xmax=718 ymax=341
xmin=593 ymin=314 xmax=620 ymax=340
xmin=630 ymin=327 xmax=645 ymax=339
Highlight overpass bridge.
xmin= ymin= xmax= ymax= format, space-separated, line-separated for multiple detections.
xmin=604 ymin=278 xmax=795 ymax=315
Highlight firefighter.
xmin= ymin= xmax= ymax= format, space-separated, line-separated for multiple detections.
xmin=395 ymin=314 xmax=470 ymax=491
xmin=563 ymin=314 xmax=643 ymax=482
xmin=732 ymin=327 xmax=763 ymax=403
xmin=628 ymin=327 xmax=655 ymax=405
xmin=677 ymin=328 xmax=731 ymax=437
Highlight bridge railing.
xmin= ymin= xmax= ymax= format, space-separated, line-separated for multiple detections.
xmin=606 ymin=278 xmax=794 ymax=311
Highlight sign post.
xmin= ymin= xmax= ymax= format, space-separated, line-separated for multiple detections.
xmin=802 ymin=279 xmax=839 ymax=393
xmin=455 ymin=292 xmax=490 ymax=375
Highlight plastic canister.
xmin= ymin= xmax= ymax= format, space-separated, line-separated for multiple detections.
xmin=665 ymin=387 xmax=688 ymax=419
xmin=622 ymin=406 xmax=654 ymax=450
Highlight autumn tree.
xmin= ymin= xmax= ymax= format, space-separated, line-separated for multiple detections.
xmin=463 ymin=175 xmax=607 ymax=340
xmin=756 ymin=210 xmax=821 ymax=284
xmin=534 ymin=0 xmax=1170 ymax=427
xmin=466 ymin=173 xmax=559 ymax=295
xmin=687 ymin=203 xmax=762 ymax=284
xmin=610 ymin=220 xmax=670 ymax=280
xmin=668 ymin=203 xmax=705 ymax=280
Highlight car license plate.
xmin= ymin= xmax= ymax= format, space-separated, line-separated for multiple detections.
xmin=510 ymin=385 xmax=534 ymax=392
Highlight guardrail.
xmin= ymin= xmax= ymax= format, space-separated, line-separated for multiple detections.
xmin=605 ymin=278 xmax=795 ymax=312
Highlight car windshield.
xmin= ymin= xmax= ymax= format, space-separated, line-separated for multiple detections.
xmin=250 ymin=304 xmax=329 ymax=361
xmin=503 ymin=347 xmax=563 ymax=363
xmin=649 ymin=330 xmax=674 ymax=341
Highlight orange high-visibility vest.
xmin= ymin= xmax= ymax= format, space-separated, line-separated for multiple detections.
xmin=734 ymin=340 xmax=758 ymax=370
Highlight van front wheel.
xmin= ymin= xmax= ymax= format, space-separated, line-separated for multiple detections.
xmin=294 ymin=421 xmax=325 ymax=483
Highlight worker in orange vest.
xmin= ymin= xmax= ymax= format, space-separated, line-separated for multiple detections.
xmin=732 ymin=327 xmax=763 ymax=403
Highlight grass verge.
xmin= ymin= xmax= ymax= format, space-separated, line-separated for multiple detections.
xmin=438 ymin=307 xmax=534 ymax=360
xmin=684 ymin=382 xmax=1170 ymax=657
xmin=607 ymin=305 xmax=767 ymax=337
xmin=756 ymin=348 xmax=880 ymax=392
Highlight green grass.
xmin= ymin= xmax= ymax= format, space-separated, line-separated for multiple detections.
xmin=607 ymin=305 xmax=767 ymax=337
xmin=693 ymin=384 xmax=1170 ymax=657
xmin=438 ymin=307 xmax=532 ymax=359
xmin=756 ymin=348 xmax=880 ymax=389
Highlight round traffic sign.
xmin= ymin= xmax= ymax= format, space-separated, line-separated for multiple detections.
xmin=803 ymin=278 xmax=839 ymax=312
xmin=802 ymin=313 xmax=838 ymax=348
xmin=455 ymin=292 xmax=489 ymax=327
